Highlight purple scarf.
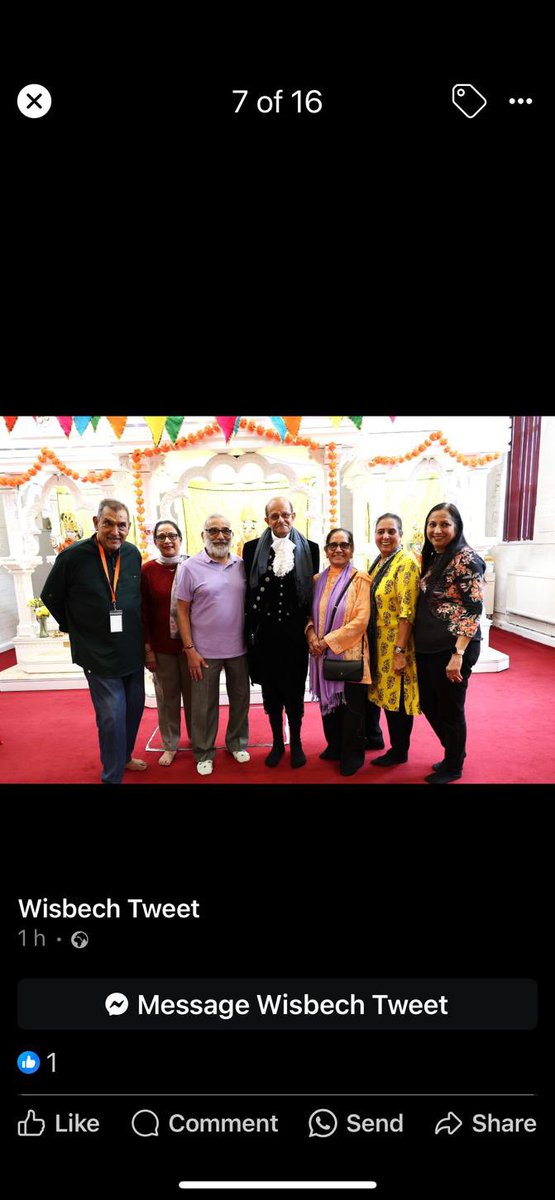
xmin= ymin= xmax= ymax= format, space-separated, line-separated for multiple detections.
xmin=310 ymin=563 xmax=357 ymax=716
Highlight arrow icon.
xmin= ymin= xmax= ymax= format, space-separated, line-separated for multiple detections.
xmin=434 ymin=1111 xmax=463 ymax=1135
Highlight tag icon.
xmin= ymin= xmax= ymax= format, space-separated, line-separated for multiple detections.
xmin=452 ymin=84 xmax=487 ymax=118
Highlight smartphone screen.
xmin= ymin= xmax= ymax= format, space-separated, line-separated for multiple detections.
xmin=5 ymin=8 xmax=546 ymax=1199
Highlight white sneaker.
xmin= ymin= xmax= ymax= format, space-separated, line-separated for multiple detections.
xmin=196 ymin=760 xmax=214 ymax=776
xmin=232 ymin=750 xmax=250 ymax=763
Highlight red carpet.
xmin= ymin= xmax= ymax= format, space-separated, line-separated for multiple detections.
xmin=1 ymin=630 xmax=553 ymax=785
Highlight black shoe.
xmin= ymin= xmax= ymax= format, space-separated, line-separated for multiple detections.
xmin=425 ymin=768 xmax=463 ymax=784
xmin=432 ymin=760 xmax=445 ymax=772
xmin=320 ymin=747 xmax=340 ymax=760
xmin=290 ymin=741 xmax=307 ymax=768
xmin=265 ymin=743 xmax=285 ymax=767
xmin=365 ymin=737 xmax=385 ymax=750
xmin=371 ymin=751 xmax=408 ymax=767
xmin=340 ymin=762 xmax=362 ymax=777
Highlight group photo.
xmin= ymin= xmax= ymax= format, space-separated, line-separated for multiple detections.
xmin=0 ymin=413 xmax=552 ymax=786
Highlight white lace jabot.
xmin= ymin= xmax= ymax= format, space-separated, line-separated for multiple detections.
xmin=271 ymin=532 xmax=295 ymax=577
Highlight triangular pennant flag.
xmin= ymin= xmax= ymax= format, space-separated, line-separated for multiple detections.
xmin=329 ymin=417 xmax=344 ymax=428
xmin=74 ymin=416 xmax=93 ymax=436
xmin=91 ymin=416 xmax=102 ymax=430
xmin=3 ymin=416 xmax=18 ymax=433
xmin=106 ymin=416 xmax=128 ymax=439
xmin=165 ymin=416 xmax=185 ymax=443
xmin=215 ymin=416 xmax=238 ymax=442
xmin=283 ymin=417 xmax=301 ymax=438
xmin=347 ymin=416 xmax=363 ymax=430
xmin=389 ymin=416 xmax=396 ymax=423
xmin=57 ymin=416 xmax=73 ymax=437
xmin=233 ymin=416 xmax=242 ymax=436
xmin=144 ymin=417 xmax=168 ymax=446
xmin=270 ymin=416 xmax=287 ymax=441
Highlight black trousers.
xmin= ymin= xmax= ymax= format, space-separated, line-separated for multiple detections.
xmin=258 ymin=633 xmax=309 ymax=723
xmin=416 ymin=641 xmax=481 ymax=772
xmin=322 ymin=682 xmax=367 ymax=773
xmin=366 ymin=686 xmax=413 ymax=757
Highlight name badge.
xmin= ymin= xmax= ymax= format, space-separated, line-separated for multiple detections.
xmin=110 ymin=609 xmax=123 ymax=633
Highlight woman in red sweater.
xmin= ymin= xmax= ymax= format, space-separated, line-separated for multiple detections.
xmin=141 ymin=520 xmax=191 ymax=766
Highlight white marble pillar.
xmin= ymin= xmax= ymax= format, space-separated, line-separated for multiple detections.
xmin=0 ymin=563 xmax=42 ymax=637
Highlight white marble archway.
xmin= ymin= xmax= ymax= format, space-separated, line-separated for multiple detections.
xmin=158 ymin=451 xmax=323 ymax=548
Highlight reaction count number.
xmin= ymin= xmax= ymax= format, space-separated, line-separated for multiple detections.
xmin=233 ymin=90 xmax=323 ymax=115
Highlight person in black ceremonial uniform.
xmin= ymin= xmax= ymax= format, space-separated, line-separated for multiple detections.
xmin=243 ymin=496 xmax=319 ymax=768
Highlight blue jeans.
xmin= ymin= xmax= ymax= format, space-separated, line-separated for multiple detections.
xmin=86 ymin=668 xmax=145 ymax=784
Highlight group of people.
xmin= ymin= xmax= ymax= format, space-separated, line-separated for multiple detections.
xmin=41 ymin=494 xmax=485 ymax=786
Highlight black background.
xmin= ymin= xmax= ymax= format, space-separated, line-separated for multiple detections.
xmin=9 ymin=803 xmax=545 ymax=1198
xmin=5 ymin=5 xmax=547 ymax=1196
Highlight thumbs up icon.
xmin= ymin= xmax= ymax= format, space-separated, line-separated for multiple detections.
xmin=17 ymin=1050 xmax=40 ymax=1074
xmin=18 ymin=1110 xmax=46 ymax=1136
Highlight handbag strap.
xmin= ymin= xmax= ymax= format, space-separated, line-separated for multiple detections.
xmin=324 ymin=570 xmax=365 ymax=656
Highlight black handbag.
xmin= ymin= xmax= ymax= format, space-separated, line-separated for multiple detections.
xmin=322 ymin=571 xmax=365 ymax=682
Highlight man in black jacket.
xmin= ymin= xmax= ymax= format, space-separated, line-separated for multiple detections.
xmin=243 ymin=496 xmax=319 ymax=768
xmin=41 ymin=499 xmax=146 ymax=784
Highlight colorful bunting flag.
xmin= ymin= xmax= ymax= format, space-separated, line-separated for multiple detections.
xmin=329 ymin=417 xmax=343 ymax=428
xmin=143 ymin=417 xmax=168 ymax=446
xmin=2 ymin=416 xmax=18 ymax=433
xmin=389 ymin=416 xmax=396 ymax=423
xmin=215 ymin=416 xmax=238 ymax=442
xmin=283 ymin=417 xmax=301 ymax=438
xmin=165 ymin=416 xmax=185 ymax=443
xmin=74 ymin=416 xmax=93 ymax=436
xmin=347 ymin=416 xmax=363 ymax=430
xmin=56 ymin=416 xmax=73 ymax=437
xmin=270 ymin=416 xmax=287 ymax=441
xmin=91 ymin=416 xmax=102 ymax=430
xmin=233 ymin=416 xmax=242 ymax=436
xmin=106 ymin=417 xmax=128 ymax=439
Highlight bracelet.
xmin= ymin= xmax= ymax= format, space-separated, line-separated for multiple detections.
xmin=182 ymin=644 xmax=194 ymax=650
xmin=394 ymin=646 xmax=406 ymax=654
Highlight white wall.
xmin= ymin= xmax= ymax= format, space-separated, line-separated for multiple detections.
xmin=0 ymin=500 xmax=17 ymax=651
xmin=491 ymin=415 xmax=555 ymax=645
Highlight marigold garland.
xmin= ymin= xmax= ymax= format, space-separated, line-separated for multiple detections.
xmin=0 ymin=424 xmax=504 ymax=563
xmin=367 ymin=430 xmax=502 ymax=469
xmin=0 ymin=447 xmax=113 ymax=488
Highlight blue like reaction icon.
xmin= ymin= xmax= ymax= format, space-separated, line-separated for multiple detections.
xmin=18 ymin=1050 xmax=41 ymax=1074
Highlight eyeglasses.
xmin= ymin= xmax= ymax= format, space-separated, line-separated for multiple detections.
xmin=205 ymin=527 xmax=232 ymax=537
xmin=327 ymin=542 xmax=351 ymax=551
xmin=156 ymin=533 xmax=179 ymax=541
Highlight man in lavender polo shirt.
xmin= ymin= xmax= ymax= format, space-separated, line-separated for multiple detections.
xmin=176 ymin=513 xmax=250 ymax=777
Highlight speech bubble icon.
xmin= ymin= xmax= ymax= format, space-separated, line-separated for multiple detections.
xmin=131 ymin=1110 xmax=159 ymax=1138
xmin=307 ymin=1108 xmax=338 ymax=1138
xmin=105 ymin=992 xmax=129 ymax=1016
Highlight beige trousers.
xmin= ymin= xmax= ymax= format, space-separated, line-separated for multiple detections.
xmin=153 ymin=652 xmax=192 ymax=750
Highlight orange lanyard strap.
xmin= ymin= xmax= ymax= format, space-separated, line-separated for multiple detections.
xmin=97 ymin=541 xmax=121 ymax=607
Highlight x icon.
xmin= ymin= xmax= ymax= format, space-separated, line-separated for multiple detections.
xmin=26 ymin=92 xmax=43 ymax=109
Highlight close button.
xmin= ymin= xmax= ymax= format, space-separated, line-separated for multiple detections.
xmin=17 ymin=84 xmax=52 ymax=119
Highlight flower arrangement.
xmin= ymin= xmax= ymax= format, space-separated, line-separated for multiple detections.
xmin=28 ymin=598 xmax=50 ymax=618
xmin=28 ymin=598 xmax=51 ymax=635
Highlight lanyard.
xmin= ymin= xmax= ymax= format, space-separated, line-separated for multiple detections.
xmin=97 ymin=541 xmax=121 ymax=608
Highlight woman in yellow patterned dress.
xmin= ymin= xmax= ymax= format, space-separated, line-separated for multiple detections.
xmin=366 ymin=513 xmax=420 ymax=767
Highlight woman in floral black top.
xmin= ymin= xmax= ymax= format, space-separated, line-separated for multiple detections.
xmin=414 ymin=503 xmax=485 ymax=784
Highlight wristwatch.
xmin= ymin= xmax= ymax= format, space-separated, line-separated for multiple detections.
xmin=394 ymin=646 xmax=406 ymax=654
